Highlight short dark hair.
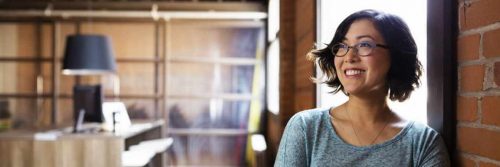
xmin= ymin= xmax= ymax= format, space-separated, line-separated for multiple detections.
xmin=309 ymin=9 xmax=422 ymax=102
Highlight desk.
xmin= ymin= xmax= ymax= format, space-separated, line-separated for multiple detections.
xmin=0 ymin=120 xmax=164 ymax=167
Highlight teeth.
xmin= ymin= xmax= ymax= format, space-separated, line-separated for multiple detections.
xmin=345 ymin=69 xmax=365 ymax=76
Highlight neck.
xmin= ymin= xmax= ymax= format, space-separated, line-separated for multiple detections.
xmin=345 ymin=93 xmax=390 ymax=125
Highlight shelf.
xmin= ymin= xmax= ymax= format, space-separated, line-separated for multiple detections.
xmin=0 ymin=57 xmax=163 ymax=63
xmin=167 ymin=128 xmax=252 ymax=136
xmin=168 ymin=56 xmax=258 ymax=65
xmin=167 ymin=93 xmax=254 ymax=101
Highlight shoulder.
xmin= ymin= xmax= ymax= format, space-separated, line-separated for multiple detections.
xmin=403 ymin=121 xmax=446 ymax=149
xmin=406 ymin=121 xmax=441 ymax=138
xmin=288 ymin=107 xmax=329 ymax=126
xmin=404 ymin=122 xmax=451 ymax=166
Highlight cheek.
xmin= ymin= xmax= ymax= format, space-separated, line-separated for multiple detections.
xmin=368 ymin=56 xmax=390 ymax=76
xmin=334 ymin=57 xmax=342 ymax=72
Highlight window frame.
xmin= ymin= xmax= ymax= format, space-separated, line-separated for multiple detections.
xmin=427 ymin=0 xmax=457 ymax=164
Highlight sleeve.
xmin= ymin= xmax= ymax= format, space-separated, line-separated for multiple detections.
xmin=419 ymin=131 xmax=451 ymax=167
xmin=274 ymin=114 xmax=308 ymax=167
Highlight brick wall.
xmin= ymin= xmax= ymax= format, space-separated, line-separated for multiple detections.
xmin=267 ymin=0 xmax=316 ymax=165
xmin=457 ymin=0 xmax=500 ymax=166
xmin=293 ymin=0 xmax=316 ymax=113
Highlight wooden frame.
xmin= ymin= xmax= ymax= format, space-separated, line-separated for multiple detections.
xmin=0 ymin=20 xmax=165 ymax=126
xmin=0 ymin=1 xmax=265 ymax=12
xmin=427 ymin=0 xmax=457 ymax=165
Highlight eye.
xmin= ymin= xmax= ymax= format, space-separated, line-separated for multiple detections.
xmin=337 ymin=43 xmax=348 ymax=49
xmin=358 ymin=42 xmax=373 ymax=48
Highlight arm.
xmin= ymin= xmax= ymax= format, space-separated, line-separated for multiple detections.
xmin=274 ymin=114 xmax=308 ymax=167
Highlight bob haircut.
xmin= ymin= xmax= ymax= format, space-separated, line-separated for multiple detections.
xmin=309 ymin=9 xmax=422 ymax=102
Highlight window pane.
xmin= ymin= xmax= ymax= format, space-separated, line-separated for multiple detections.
xmin=0 ymin=62 xmax=36 ymax=94
xmin=220 ymin=65 xmax=254 ymax=94
xmin=168 ymin=63 xmax=214 ymax=95
xmin=121 ymin=99 xmax=158 ymax=119
xmin=117 ymin=62 xmax=156 ymax=95
xmin=171 ymin=25 xmax=262 ymax=58
xmin=168 ymin=134 xmax=247 ymax=166
xmin=167 ymin=99 xmax=250 ymax=129
xmin=2 ymin=98 xmax=45 ymax=129
xmin=81 ymin=22 xmax=156 ymax=58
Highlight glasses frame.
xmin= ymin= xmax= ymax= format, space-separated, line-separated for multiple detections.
xmin=331 ymin=41 xmax=388 ymax=57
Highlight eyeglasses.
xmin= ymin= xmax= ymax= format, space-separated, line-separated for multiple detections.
xmin=331 ymin=41 xmax=388 ymax=57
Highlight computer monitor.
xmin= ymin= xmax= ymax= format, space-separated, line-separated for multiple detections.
xmin=73 ymin=84 xmax=103 ymax=123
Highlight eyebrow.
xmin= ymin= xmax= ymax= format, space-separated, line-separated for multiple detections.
xmin=342 ymin=35 xmax=375 ymax=41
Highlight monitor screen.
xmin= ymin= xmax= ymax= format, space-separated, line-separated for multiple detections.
xmin=73 ymin=84 xmax=103 ymax=123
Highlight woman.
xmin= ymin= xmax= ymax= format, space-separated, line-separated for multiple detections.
xmin=275 ymin=10 xmax=450 ymax=166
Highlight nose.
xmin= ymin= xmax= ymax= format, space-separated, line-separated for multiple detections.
xmin=343 ymin=47 xmax=359 ymax=63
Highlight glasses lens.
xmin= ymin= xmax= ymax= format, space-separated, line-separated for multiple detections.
xmin=332 ymin=44 xmax=348 ymax=56
xmin=356 ymin=42 xmax=374 ymax=56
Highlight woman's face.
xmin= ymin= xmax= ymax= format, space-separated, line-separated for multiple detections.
xmin=334 ymin=19 xmax=391 ymax=96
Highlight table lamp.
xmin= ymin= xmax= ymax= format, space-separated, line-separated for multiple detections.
xmin=62 ymin=34 xmax=116 ymax=132
xmin=63 ymin=34 xmax=116 ymax=75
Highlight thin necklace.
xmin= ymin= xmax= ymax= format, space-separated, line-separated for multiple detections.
xmin=345 ymin=104 xmax=389 ymax=146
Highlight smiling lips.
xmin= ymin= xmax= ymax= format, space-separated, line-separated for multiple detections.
xmin=345 ymin=69 xmax=365 ymax=77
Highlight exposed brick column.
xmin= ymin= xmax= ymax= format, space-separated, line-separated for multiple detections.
xmin=457 ymin=0 xmax=500 ymax=166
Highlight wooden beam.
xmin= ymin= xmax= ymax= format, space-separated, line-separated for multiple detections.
xmin=0 ymin=1 xmax=265 ymax=12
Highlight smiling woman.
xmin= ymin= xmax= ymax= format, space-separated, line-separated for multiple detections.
xmin=317 ymin=0 xmax=428 ymax=124
xmin=274 ymin=10 xmax=450 ymax=167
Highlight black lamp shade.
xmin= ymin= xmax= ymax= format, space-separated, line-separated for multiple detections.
xmin=62 ymin=35 xmax=116 ymax=75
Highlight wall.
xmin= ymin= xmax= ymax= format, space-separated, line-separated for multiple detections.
xmin=0 ymin=21 xmax=160 ymax=128
xmin=457 ymin=0 xmax=500 ymax=166
xmin=267 ymin=0 xmax=316 ymax=165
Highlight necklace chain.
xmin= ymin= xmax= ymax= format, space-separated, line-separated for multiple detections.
xmin=344 ymin=104 xmax=389 ymax=146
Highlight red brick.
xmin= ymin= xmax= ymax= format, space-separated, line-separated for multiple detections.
xmin=460 ymin=65 xmax=485 ymax=92
xmin=483 ymin=28 xmax=500 ymax=58
xmin=294 ymin=90 xmax=315 ymax=111
xmin=496 ymin=62 xmax=500 ymax=86
xmin=457 ymin=96 xmax=478 ymax=122
xmin=458 ymin=155 xmax=476 ymax=167
xmin=457 ymin=127 xmax=500 ymax=160
xmin=482 ymin=96 xmax=500 ymax=126
xmin=458 ymin=34 xmax=481 ymax=61
xmin=479 ymin=162 xmax=500 ymax=167
xmin=460 ymin=0 xmax=500 ymax=30
xmin=459 ymin=5 xmax=466 ymax=31
xmin=295 ymin=0 xmax=314 ymax=39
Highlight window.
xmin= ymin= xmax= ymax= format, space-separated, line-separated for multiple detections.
xmin=165 ymin=20 xmax=265 ymax=166
xmin=267 ymin=0 xmax=280 ymax=114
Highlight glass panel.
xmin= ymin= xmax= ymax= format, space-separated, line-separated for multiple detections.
xmin=220 ymin=65 xmax=254 ymax=94
xmin=0 ymin=62 xmax=36 ymax=94
xmin=117 ymin=62 xmax=156 ymax=95
xmin=56 ymin=23 xmax=77 ymax=59
xmin=0 ymin=23 xmax=37 ymax=58
xmin=3 ymin=98 xmax=40 ymax=129
xmin=59 ymin=73 xmax=77 ymax=95
xmin=168 ymin=63 xmax=214 ymax=96
xmin=120 ymin=99 xmax=157 ymax=119
xmin=167 ymin=99 xmax=250 ymax=129
xmin=171 ymin=25 xmax=261 ymax=58
xmin=168 ymin=134 xmax=248 ymax=166
xmin=81 ymin=22 xmax=156 ymax=58
xmin=57 ymin=98 xmax=73 ymax=126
